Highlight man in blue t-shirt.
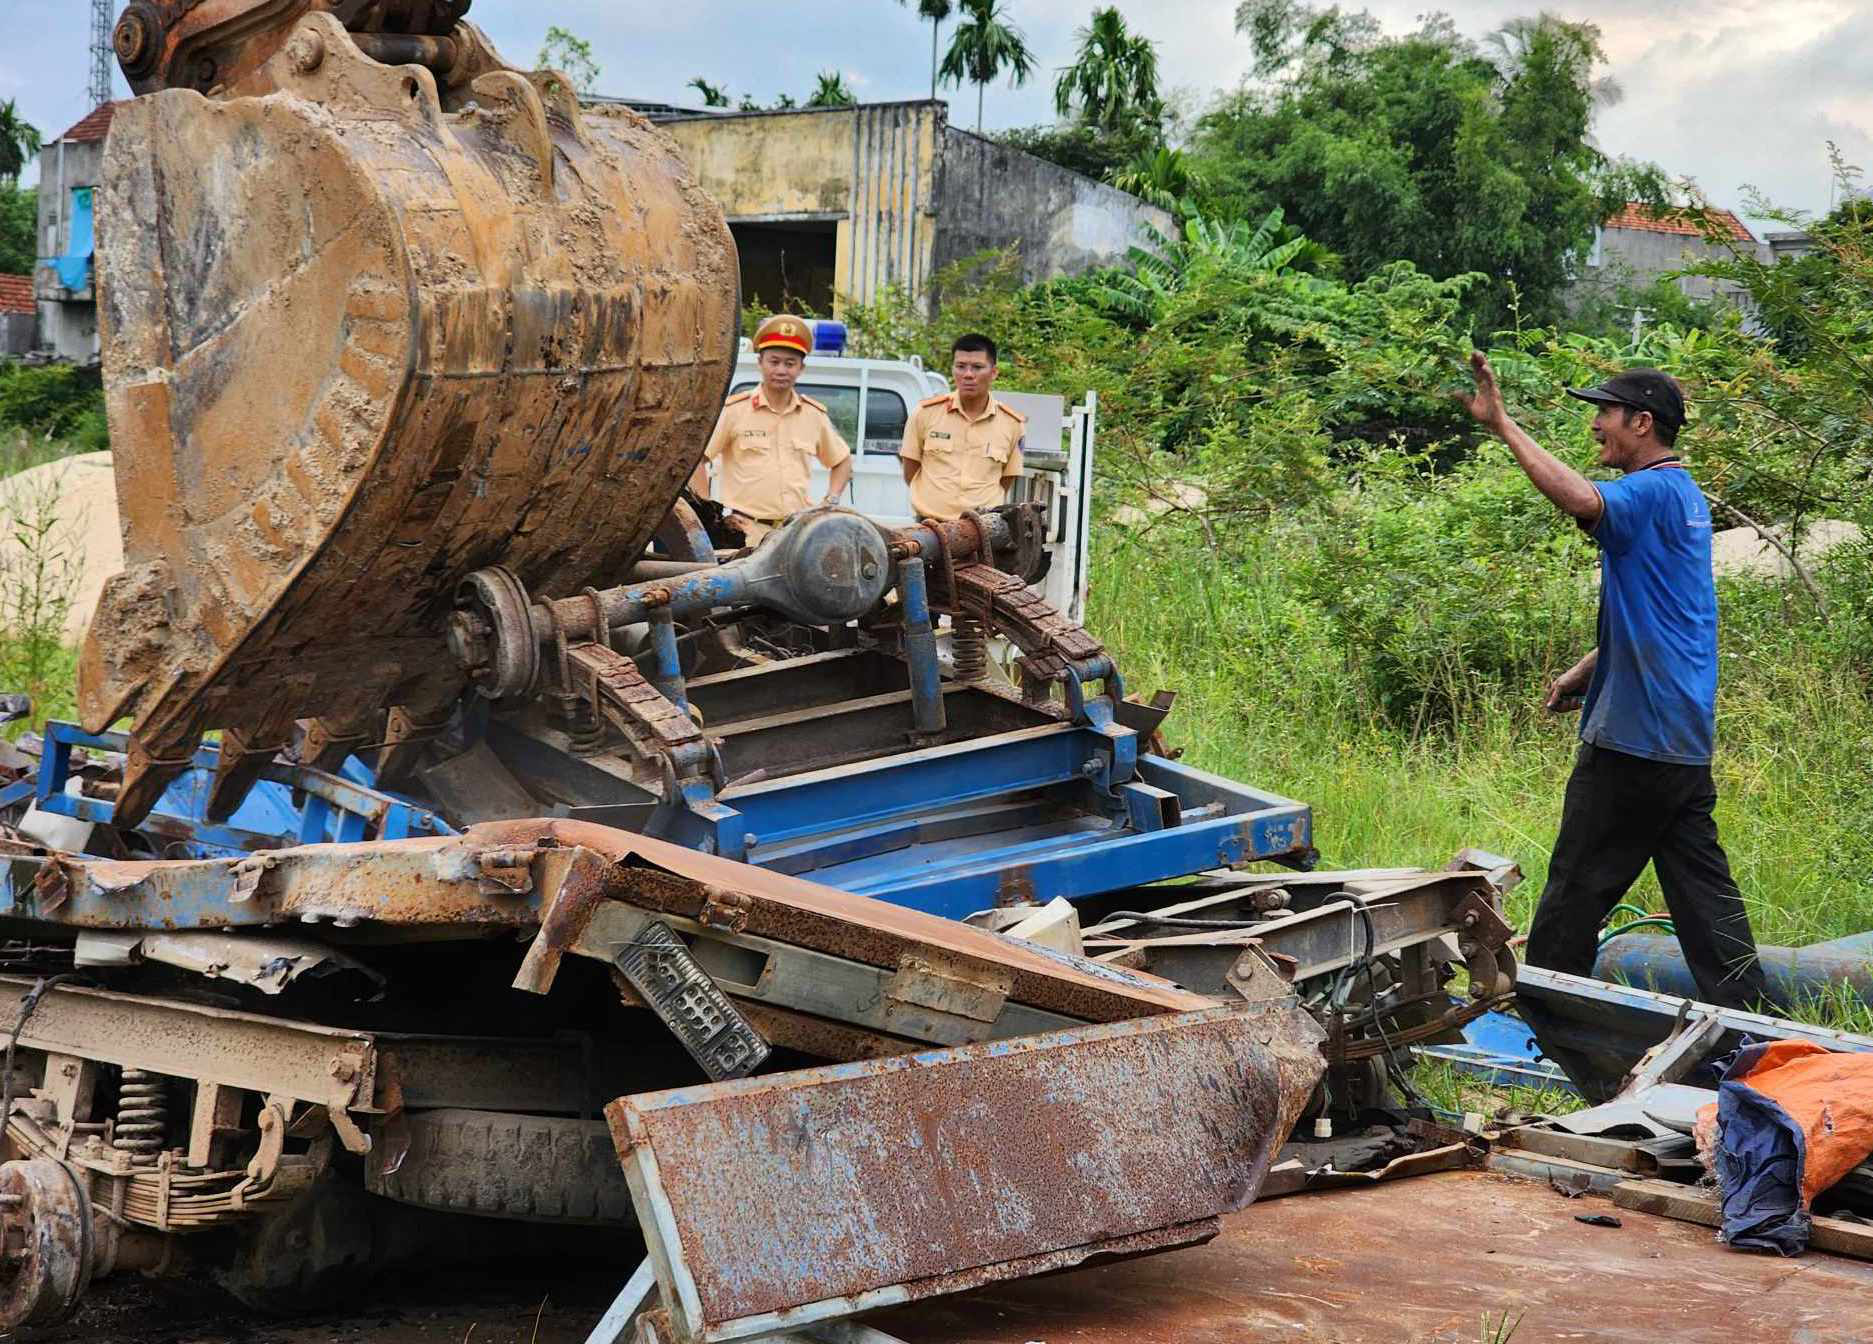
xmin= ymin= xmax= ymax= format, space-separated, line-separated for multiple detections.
xmin=1461 ymin=354 xmax=1772 ymax=1012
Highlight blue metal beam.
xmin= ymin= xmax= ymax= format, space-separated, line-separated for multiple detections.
xmin=22 ymin=722 xmax=452 ymax=856
xmin=720 ymin=724 xmax=1115 ymax=852
xmin=834 ymin=801 xmax=1311 ymax=919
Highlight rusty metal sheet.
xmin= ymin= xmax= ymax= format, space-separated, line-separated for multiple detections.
xmin=1 ymin=821 xmax=1205 ymax=1031
xmin=875 ymin=1168 xmax=1873 ymax=1344
xmin=492 ymin=819 xmax=1214 ymax=1024
xmin=605 ymin=1000 xmax=1324 ymax=1342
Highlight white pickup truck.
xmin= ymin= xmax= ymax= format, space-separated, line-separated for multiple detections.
xmin=717 ymin=338 xmax=1096 ymax=623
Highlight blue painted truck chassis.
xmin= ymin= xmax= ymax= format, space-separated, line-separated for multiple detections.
xmin=3 ymin=719 xmax=1310 ymax=922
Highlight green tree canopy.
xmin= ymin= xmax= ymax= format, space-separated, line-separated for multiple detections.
xmin=1054 ymin=7 xmax=1162 ymax=136
xmin=1191 ymin=4 xmax=1668 ymax=331
xmin=940 ymin=0 xmax=1037 ymax=133
xmin=688 ymin=77 xmax=729 ymax=108
xmin=0 ymin=101 xmax=42 ymax=186
xmin=537 ymin=25 xmax=600 ymax=92
xmin=0 ymin=186 xmax=35 ymax=275
xmin=994 ymin=121 xmax=1158 ymax=183
xmin=807 ymin=71 xmax=857 ymax=108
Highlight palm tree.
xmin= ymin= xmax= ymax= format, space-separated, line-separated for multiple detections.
xmin=938 ymin=0 xmax=1036 ymax=134
xmin=1106 ymin=146 xmax=1206 ymax=214
xmin=1485 ymin=16 xmax=1622 ymax=109
xmin=0 ymin=100 xmax=42 ymax=186
xmin=807 ymin=72 xmax=856 ymax=108
xmin=688 ymin=77 xmax=729 ymax=108
xmin=898 ymin=0 xmax=954 ymax=100
xmin=1089 ymin=207 xmax=1314 ymax=325
xmin=1054 ymin=7 xmax=1161 ymax=134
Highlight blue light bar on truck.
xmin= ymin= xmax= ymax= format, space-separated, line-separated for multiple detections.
xmin=809 ymin=319 xmax=848 ymax=355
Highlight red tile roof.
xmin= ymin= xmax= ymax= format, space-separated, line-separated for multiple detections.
xmin=56 ymin=102 xmax=120 ymax=144
xmin=0 ymin=274 xmax=32 ymax=315
xmin=1604 ymin=202 xmax=1756 ymax=243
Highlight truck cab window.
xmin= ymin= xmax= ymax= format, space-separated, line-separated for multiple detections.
xmin=861 ymin=390 xmax=908 ymax=455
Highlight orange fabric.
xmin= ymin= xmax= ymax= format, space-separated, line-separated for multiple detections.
xmin=1732 ymin=1040 xmax=1873 ymax=1205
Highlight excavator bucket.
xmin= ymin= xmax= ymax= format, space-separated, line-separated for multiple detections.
xmin=78 ymin=13 xmax=739 ymax=825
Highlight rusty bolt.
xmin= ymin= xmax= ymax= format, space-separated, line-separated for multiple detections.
xmin=445 ymin=609 xmax=493 ymax=673
xmin=112 ymin=11 xmax=153 ymax=69
xmin=642 ymin=587 xmax=672 ymax=609
xmin=192 ymin=54 xmax=218 ymax=89
xmin=328 ymin=1056 xmax=356 ymax=1083
xmin=288 ymin=30 xmax=326 ymax=75
xmin=1462 ymin=911 xmax=1480 ymax=928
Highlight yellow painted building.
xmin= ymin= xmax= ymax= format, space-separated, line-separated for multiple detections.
xmin=656 ymin=101 xmax=1169 ymax=315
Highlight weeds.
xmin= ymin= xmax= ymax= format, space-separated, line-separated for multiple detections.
xmin=1 ymin=427 xmax=91 ymax=476
xmin=1410 ymin=1056 xmax=1583 ymax=1120
xmin=0 ymin=458 xmax=82 ymax=736
xmin=1089 ymin=518 xmax=1873 ymax=973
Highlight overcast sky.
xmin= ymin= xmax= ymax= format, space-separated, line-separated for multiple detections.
xmin=5 ymin=1 xmax=1865 ymax=222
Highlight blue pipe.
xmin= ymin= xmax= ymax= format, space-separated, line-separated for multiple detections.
xmin=1593 ymin=930 xmax=1873 ymax=1005
xmin=646 ymin=609 xmax=687 ymax=713
xmin=896 ymin=555 xmax=945 ymax=740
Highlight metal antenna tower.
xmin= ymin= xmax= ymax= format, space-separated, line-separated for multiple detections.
xmin=89 ymin=0 xmax=116 ymax=109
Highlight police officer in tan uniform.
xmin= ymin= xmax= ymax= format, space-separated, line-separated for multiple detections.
xmin=900 ymin=333 xmax=1025 ymax=521
xmin=692 ymin=314 xmax=852 ymax=543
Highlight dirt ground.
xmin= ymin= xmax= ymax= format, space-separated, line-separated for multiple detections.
xmin=69 ymin=1262 xmax=630 ymax=1344
xmin=56 ymin=1169 xmax=1873 ymax=1344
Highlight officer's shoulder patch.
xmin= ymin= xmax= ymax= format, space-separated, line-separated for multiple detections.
xmin=918 ymin=393 xmax=952 ymax=409
xmin=723 ymin=390 xmax=753 ymax=405
xmin=797 ymin=393 xmax=828 ymax=413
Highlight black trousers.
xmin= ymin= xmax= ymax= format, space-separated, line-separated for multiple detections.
xmin=1526 ymin=743 xmax=1773 ymax=1013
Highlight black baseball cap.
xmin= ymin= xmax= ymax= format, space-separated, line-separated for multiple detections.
xmin=1566 ymin=368 xmax=1686 ymax=431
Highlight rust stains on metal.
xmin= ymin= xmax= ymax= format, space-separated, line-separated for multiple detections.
xmin=480 ymin=818 xmax=1213 ymax=1023
xmin=876 ymin=1168 xmax=1873 ymax=1344
xmin=83 ymin=13 xmax=739 ymax=825
xmin=0 ymin=1158 xmax=92 ymax=1330
xmin=994 ymin=865 xmax=1036 ymax=909
xmin=606 ymin=1001 xmax=1324 ymax=1336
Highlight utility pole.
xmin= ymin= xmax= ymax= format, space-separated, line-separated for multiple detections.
xmin=90 ymin=0 xmax=116 ymax=109
xmin=1627 ymin=304 xmax=1650 ymax=346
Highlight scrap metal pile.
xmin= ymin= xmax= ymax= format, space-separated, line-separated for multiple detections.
xmin=0 ymin=3 xmax=1526 ymax=1339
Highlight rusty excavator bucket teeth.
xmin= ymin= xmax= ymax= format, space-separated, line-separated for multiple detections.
xmin=79 ymin=13 xmax=739 ymax=826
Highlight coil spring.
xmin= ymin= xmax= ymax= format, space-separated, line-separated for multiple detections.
xmin=953 ymin=614 xmax=988 ymax=682
xmin=113 ymin=1068 xmax=168 ymax=1167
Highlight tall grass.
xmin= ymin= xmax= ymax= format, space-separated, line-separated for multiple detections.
xmin=0 ymin=438 xmax=84 ymax=734
xmin=1088 ymin=521 xmax=1873 ymax=949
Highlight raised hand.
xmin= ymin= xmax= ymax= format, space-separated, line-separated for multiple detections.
xmin=1459 ymin=350 xmax=1509 ymax=433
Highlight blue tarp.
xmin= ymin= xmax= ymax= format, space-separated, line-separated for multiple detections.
xmin=1713 ymin=1041 xmax=1812 ymax=1255
xmin=53 ymin=186 xmax=93 ymax=293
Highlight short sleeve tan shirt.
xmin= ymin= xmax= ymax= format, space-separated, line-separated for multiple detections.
xmin=704 ymin=389 xmax=851 ymax=521
xmin=899 ymin=393 xmax=1026 ymax=521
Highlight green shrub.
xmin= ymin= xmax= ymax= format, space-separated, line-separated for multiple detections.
xmin=0 ymin=363 xmax=106 ymax=441
xmin=1293 ymin=454 xmax=1598 ymax=728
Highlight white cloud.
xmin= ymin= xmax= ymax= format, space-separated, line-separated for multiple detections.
xmin=5 ymin=1 xmax=1861 ymax=216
